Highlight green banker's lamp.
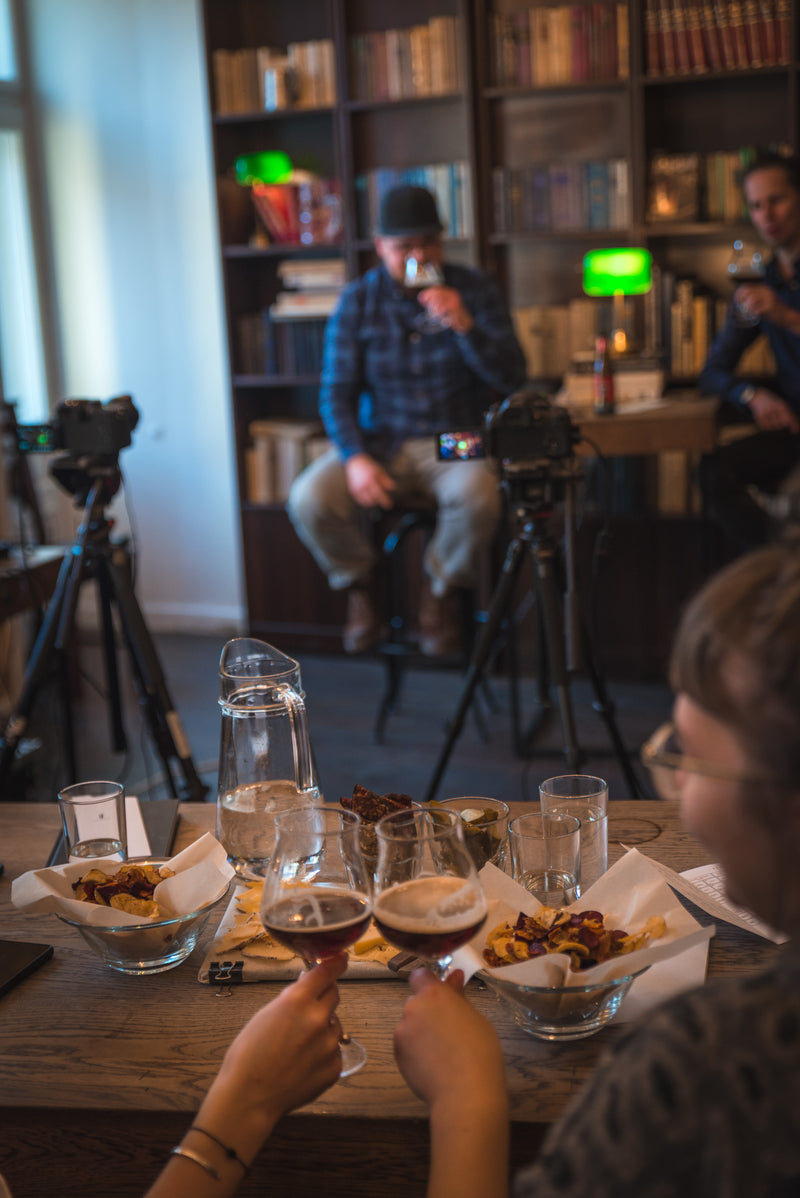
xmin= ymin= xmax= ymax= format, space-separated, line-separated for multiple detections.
xmin=234 ymin=150 xmax=293 ymax=186
xmin=583 ymin=247 xmax=652 ymax=356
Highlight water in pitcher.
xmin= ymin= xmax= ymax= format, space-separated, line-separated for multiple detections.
xmin=217 ymin=779 xmax=322 ymax=878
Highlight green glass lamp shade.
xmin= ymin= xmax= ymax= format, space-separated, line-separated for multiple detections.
xmin=235 ymin=151 xmax=293 ymax=186
xmin=582 ymin=248 xmax=653 ymax=296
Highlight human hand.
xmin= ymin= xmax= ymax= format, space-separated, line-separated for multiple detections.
xmin=749 ymin=389 xmax=800 ymax=433
xmin=345 ymin=453 xmax=396 ymax=509
xmin=418 ymin=286 xmax=474 ymax=335
xmin=734 ymin=282 xmax=781 ymax=324
xmin=199 ymin=955 xmax=346 ymax=1148
xmin=394 ymin=968 xmax=507 ymax=1115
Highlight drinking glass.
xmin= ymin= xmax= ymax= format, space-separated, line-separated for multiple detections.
xmin=403 ymin=257 xmax=446 ymax=334
xmin=437 ymin=796 xmax=510 ymax=871
xmin=373 ymin=806 xmax=488 ymax=980
xmin=508 ymin=812 xmax=581 ymax=906
xmin=539 ymin=775 xmax=608 ymax=893
xmin=57 ymin=781 xmax=127 ymax=861
xmin=727 ymin=240 xmax=766 ymax=328
xmin=260 ymin=807 xmax=372 ymax=1077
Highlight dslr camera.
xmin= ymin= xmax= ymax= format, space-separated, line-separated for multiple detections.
xmin=437 ymin=388 xmax=577 ymax=468
xmin=483 ymin=388 xmax=577 ymax=466
xmin=17 ymin=395 xmax=139 ymax=458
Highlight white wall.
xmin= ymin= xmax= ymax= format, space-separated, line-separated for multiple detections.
xmin=27 ymin=0 xmax=243 ymax=634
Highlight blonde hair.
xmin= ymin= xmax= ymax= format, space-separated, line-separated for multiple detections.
xmin=670 ymin=543 xmax=800 ymax=787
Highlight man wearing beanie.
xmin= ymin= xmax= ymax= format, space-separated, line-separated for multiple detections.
xmin=288 ymin=184 xmax=526 ymax=656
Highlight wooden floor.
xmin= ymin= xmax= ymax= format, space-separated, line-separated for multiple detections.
xmin=12 ymin=632 xmax=672 ymax=806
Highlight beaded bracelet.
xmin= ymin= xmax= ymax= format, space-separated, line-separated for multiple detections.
xmin=190 ymin=1124 xmax=250 ymax=1173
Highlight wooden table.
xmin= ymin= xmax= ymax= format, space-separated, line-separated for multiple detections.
xmin=572 ymin=395 xmax=719 ymax=458
xmin=0 ymin=801 xmax=776 ymax=1197
xmin=0 ymin=545 xmax=64 ymax=624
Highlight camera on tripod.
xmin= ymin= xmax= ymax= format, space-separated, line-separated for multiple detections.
xmin=15 ymin=395 xmax=139 ymax=504
xmin=437 ymin=388 xmax=578 ymax=472
xmin=484 ymin=387 xmax=578 ymax=469
xmin=16 ymin=395 xmax=139 ymax=459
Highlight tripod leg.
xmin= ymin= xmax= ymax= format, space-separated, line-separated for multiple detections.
xmin=101 ymin=546 xmax=208 ymax=801
xmin=95 ymin=561 xmax=127 ymax=753
xmin=581 ymin=623 xmax=647 ymax=800
xmin=423 ymin=536 xmax=527 ymax=802
xmin=528 ymin=540 xmax=582 ymax=772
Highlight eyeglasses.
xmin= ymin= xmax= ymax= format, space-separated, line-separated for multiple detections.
xmin=640 ymin=721 xmax=772 ymax=790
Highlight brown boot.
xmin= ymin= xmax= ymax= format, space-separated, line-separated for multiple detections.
xmin=418 ymin=582 xmax=463 ymax=657
xmin=343 ymin=585 xmax=385 ymax=654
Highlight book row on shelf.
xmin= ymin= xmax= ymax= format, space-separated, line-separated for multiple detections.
xmin=237 ymin=312 xmax=328 ymax=377
xmin=348 ymin=15 xmax=463 ymax=102
xmin=646 ymin=148 xmax=760 ymax=224
xmin=355 ymin=162 xmax=473 ymax=239
xmin=492 ymin=158 xmax=630 ymax=235
xmin=213 ymin=39 xmax=336 ymax=115
xmin=490 ymin=3 xmax=629 ymax=89
xmin=644 ymin=0 xmax=791 ymax=78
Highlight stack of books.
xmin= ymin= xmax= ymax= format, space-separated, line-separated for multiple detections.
xmin=236 ymin=258 xmax=345 ymax=377
xmin=246 ymin=420 xmax=330 ymax=505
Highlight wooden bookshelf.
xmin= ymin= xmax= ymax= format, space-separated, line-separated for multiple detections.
xmin=201 ymin=0 xmax=799 ymax=667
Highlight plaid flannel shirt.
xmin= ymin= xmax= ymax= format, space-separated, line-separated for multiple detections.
xmin=319 ymin=262 xmax=527 ymax=462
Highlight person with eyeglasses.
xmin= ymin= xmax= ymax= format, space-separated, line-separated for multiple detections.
xmin=393 ymin=539 xmax=800 ymax=1198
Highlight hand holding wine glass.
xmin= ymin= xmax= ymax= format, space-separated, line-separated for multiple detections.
xmin=727 ymin=239 xmax=766 ymax=327
xmin=403 ymin=256 xmax=448 ymax=334
xmin=259 ymin=807 xmax=372 ymax=1077
xmin=373 ymin=806 xmax=488 ymax=980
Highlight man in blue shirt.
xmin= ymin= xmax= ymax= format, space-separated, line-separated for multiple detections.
xmin=288 ymin=185 xmax=526 ymax=654
xmin=699 ymin=152 xmax=800 ymax=551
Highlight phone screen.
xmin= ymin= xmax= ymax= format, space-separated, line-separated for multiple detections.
xmin=0 ymin=940 xmax=54 ymax=997
xmin=437 ymin=431 xmax=484 ymax=460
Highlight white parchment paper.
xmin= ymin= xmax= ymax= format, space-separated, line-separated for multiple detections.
xmin=452 ymin=848 xmax=715 ymax=987
xmin=11 ymin=833 xmax=235 ymax=926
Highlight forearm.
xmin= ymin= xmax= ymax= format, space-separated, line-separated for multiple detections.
xmin=144 ymin=1078 xmax=277 ymax=1198
xmin=427 ymin=1095 xmax=510 ymax=1198
xmin=698 ymin=320 xmax=759 ymax=403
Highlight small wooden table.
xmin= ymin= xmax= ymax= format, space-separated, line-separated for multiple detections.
xmin=0 ymin=801 xmax=776 ymax=1197
xmin=571 ymin=395 xmax=719 ymax=458
xmin=0 ymin=545 xmax=64 ymax=624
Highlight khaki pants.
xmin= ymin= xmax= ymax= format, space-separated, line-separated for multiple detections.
xmin=287 ymin=438 xmax=502 ymax=596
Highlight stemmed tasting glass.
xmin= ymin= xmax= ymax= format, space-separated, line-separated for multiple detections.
xmin=727 ymin=239 xmax=766 ymax=327
xmin=260 ymin=807 xmax=372 ymax=1077
xmin=403 ymin=256 xmax=447 ymax=334
xmin=373 ymin=806 xmax=488 ymax=980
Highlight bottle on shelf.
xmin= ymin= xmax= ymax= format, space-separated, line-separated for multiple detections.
xmin=593 ymin=334 xmax=615 ymax=415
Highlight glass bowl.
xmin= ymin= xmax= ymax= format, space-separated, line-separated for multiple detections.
xmin=481 ymin=964 xmax=650 ymax=1041
xmin=56 ymin=858 xmax=234 ymax=975
xmin=438 ymin=797 xmax=510 ymax=870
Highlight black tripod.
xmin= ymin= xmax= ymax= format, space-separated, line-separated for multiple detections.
xmin=0 ymin=464 xmax=208 ymax=800
xmin=423 ymin=462 xmax=644 ymax=802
